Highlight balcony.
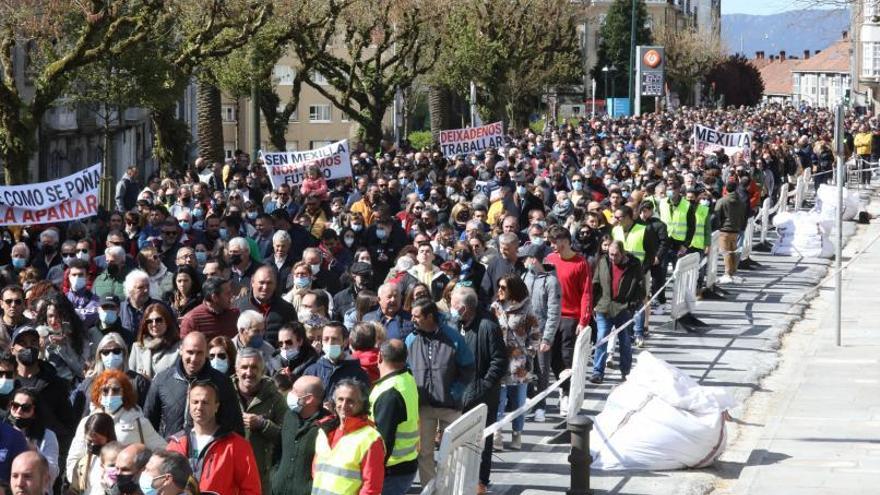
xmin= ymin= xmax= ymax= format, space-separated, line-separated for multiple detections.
xmin=46 ymin=106 xmax=77 ymax=131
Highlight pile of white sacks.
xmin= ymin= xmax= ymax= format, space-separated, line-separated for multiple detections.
xmin=771 ymin=184 xmax=860 ymax=258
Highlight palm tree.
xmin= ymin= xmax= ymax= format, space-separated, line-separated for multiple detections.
xmin=197 ymin=81 xmax=225 ymax=166
xmin=428 ymin=84 xmax=451 ymax=140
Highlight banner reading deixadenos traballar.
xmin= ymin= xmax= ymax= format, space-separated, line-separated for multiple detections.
xmin=0 ymin=163 xmax=102 ymax=226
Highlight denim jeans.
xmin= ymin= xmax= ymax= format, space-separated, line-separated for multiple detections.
xmin=382 ymin=472 xmax=417 ymax=495
xmin=496 ymin=383 xmax=528 ymax=432
xmin=633 ymin=307 xmax=645 ymax=337
xmin=593 ymin=311 xmax=633 ymax=377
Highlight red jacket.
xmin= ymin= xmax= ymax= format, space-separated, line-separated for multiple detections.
xmin=167 ymin=428 xmax=261 ymax=495
xmin=546 ymin=251 xmax=593 ymax=326
xmin=352 ymin=348 xmax=380 ymax=384
xmin=313 ymin=416 xmax=385 ymax=495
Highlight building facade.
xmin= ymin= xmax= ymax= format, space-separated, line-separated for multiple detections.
xmin=853 ymin=0 xmax=880 ymax=110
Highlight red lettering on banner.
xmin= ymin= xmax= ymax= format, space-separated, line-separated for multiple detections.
xmin=21 ymin=211 xmax=33 ymax=223
xmin=86 ymin=194 xmax=98 ymax=213
xmin=74 ymin=198 xmax=88 ymax=216
xmin=58 ymin=201 xmax=72 ymax=218
xmin=2 ymin=209 xmax=14 ymax=224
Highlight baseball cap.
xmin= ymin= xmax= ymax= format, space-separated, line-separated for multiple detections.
xmin=11 ymin=326 xmax=38 ymax=345
xmin=100 ymin=295 xmax=121 ymax=308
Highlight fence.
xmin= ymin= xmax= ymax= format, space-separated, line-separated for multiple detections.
xmin=670 ymin=252 xmax=701 ymax=330
xmin=705 ymin=231 xmax=721 ymax=291
xmin=420 ymin=404 xmax=487 ymax=495
xmin=741 ymin=215 xmax=756 ymax=263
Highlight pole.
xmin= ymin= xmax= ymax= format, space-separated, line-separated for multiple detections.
xmin=628 ymin=0 xmax=637 ymax=116
xmin=634 ymin=46 xmax=641 ymax=117
xmin=591 ymin=79 xmax=597 ymax=118
xmin=611 ymin=73 xmax=617 ymax=116
xmin=834 ymin=104 xmax=844 ymax=346
xmin=603 ymin=70 xmax=609 ymax=116
xmin=469 ymin=81 xmax=478 ymax=127
xmin=250 ymin=47 xmax=260 ymax=159
xmin=567 ymin=416 xmax=593 ymax=495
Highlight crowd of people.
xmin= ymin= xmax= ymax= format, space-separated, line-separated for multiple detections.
xmin=0 ymin=103 xmax=861 ymax=495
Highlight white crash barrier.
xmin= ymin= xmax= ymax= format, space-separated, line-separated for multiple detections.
xmin=704 ymin=231 xmax=720 ymax=291
xmin=589 ymin=351 xmax=736 ymax=470
xmin=670 ymin=252 xmax=700 ymax=323
xmin=567 ymin=328 xmax=592 ymax=422
xmin=421 ymin=404 xmax=486 ymax=495
xmin=740 ymin=215 xmax=756 ymax=262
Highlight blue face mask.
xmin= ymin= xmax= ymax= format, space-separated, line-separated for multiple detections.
xmin=325 ymin=344 xmax=343 ymax=361
xmin=294 ymin=277 xmax=310 ymax=289
xmin=351 ymin=224 xmax=363 ymax=232
xmin=179 ymin=221 xmax=191 ymax=232
xmin=196 ymin=251 xmax=207 ymax=264
xmin=286 ymin=393 xmax=304 ymax=413
xmin=0 ymin=378 xmax=13 ymax=396
xmin=219 ymin=228 xmax=229 ymax=240
xmin=192 ymin=208 xmax=204 ymax=219
xmin=138 ymin=473 xmax=159 ymax=495
xmin=376 ymin=228 xmax=387 ymax=240
xmin=11 ymin=258 xmax=25 ymax=270
xmin=282 ymin=347 xmax=300 ymax=362
xmin=249 ymin=335 xmax=264 ymax=349
xmin=99 ymin=309 xmax=118 ymax=325
xmin=101 ymin=394 xmax=123 ymax=413
xmin=211 ymin=357 xmax=229 ymax=374
xmin=70 ymin=276 xmax=87 ymax=292
xmin=449 ymin=308 xmax=461 ymax=323
xmin=101 ymin=352 xmax=123 ymax=370
xmin=247 ymin=211 xmax=258 ymax=220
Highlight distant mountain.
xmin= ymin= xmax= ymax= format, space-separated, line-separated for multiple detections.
xmin=722 ymin=9 xmax=850 ymax=59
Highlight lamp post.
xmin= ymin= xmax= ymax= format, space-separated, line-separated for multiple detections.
xmin=602 ymin=66 xmax=610 ymax=115
xmin=628 ymin=0 xmax=637 ymax=115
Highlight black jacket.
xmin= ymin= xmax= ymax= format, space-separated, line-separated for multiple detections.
xmin=639 ymin=217 xmax=669 ymax=265
xmin=18 ymin=361 xmax=75 ymax=449
xmin=371 ymin=369 xmax=418 ymax=476
xmin=592 ymin=254 xmax=646 ymax=318
xmin=460 ymin=310 xmax=508 ymax=411
xmin=143 ymin=358 xmax=244 ymax=437
xmin=280 ymin=344 xmax=320 ymax=381
xmin=236 ymin=293 xmax=298 ymax=345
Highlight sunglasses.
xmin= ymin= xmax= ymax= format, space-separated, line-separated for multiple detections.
xmin=209 ymin=352 xmax=227 ymax=360
xmin=279 ymin=339 xmax=296 ymax=347
xmin=62 ymin=253 xmax=75 ymax=258
xmin=100 ymin=348 xmax=123 ymax=356
xmin=77 ymin=249 xmax=89 ymax=254
xmin=3 ymin=299 xmax=22 ymax=306
xmin=162 ymin=231 xmax=178 ymax=236
xmin=10 ymin=402 xmax=32 ymax=413
xmin=144 ymin=317 xmax=164 ymax=325
xmin=101 ymin=386 xmax=122 ymax=394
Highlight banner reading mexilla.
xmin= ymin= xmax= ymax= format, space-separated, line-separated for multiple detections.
xmin=693 ymin=124 xmax=752 ymax=158
xmin=261 ymin=140 xmax=353 ymax=189
xmin=439 ymin=122 xmax=504 ymax=157
xmin=0 ymin=163 xmax=101 ymax=226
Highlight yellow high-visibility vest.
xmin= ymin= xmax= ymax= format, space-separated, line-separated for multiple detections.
xmin=312 ymin=425 xmax=383 ymax=495
xmin=689 ymin=205 xmax=710 ymax=250
xmin=659 ymin=198 xmax=691 ymax=241
xmin=369 ymin=371 xmax=420 ymax=467
xmin=612 ymin=223 xmax=647 ymax=262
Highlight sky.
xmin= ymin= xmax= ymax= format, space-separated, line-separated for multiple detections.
xmin=721 ymin=0 xmax=842 ymax=16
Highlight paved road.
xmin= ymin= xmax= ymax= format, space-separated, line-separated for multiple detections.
xmin=713 ymin=191 xmax=880 ymax=495
xmin=483 ymin=219 xmax=843 ymax=494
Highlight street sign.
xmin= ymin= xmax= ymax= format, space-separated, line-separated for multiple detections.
xmin=637 ymin=46 xmax=665 ymax=97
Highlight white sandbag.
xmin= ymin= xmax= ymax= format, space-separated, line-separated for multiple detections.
xmin=590 ymin=351 xmax=735 ymax=471
xmin=815 ymin=183 xmax=860 ymax=221
xmin=771 ymin=211 xmax=833 ymax=258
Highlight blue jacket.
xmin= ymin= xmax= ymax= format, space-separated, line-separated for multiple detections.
xmin=363 ymin=309 xmax=414 ymax=341
xmin=405 ymin=321 xmax=475 ymax=409
xmin=0 ymin=418 xmax=30 ymax=481
xmin=302 ymin=355 xmax=371 ymax=400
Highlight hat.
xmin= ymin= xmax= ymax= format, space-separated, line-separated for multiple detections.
xmin=350 ymin=262 xmax=372 ymax=276
xmin=11 ymin=326 xmax=38 ymax=345
xmin=494 ymin=162 xmax=508 ymax=171
xmin=270 ymin=209 xmax=291 ymax=223
xmin=100 ymin=295 xmax=121 ymax=308
xmin=518 ymin=243 xmax=545 ymax=260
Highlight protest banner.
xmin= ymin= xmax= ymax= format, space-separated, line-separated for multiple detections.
xmin=693 ymin=124 xmax=752 ymax=158
xmin=261 ymin=140 xmax=353 ymax=189
xmin=439 ymin=122 xmax=504 ymax=157
xmin=0 ymin=163 xmax=101 ymax=226
xmin=474 ymin=180 xmax=492 ymax=197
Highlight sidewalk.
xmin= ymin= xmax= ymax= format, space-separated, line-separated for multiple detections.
xmin=713 ymin=193 xmax=880 ymax=495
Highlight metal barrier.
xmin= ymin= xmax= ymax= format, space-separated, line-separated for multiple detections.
xmin=670 ymin=252 xmax=700 ymax=331
xmin=421 ymin=404 xmax=487 ymax=495
xmin=777 ymin=182 xmax=790 ymax=214
xmin=741 ymin=215 xmax=756 ymax=263
xmin=705 ymin=231 xmax=720 ymax=291
xmin=566 ymin=329 xmax=592 ymax=422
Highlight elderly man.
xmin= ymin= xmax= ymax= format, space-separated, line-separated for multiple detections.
xmin=136 ymin=247 xmax=174 ymax=300
xmin=120 ymin=269 xmax=166 ymax=343
xmin=94 ymin=245 xmax=131 ymax=299
xmin=32 ymin=228 xmax=62 ymax=280
xmin=271 ymin=376 xmax=328 ymax=495
xmin=312 ymin=379 xmax=385 ymax=495
xmin=180 ymin=277 xmax=240 ymax=339
xmin=303 ymin=322 xmax=370 ymax=401
xmin=270 ymin=230 xmax=296 ymax=294
xmin=363 ymin=283 xmax=414 ymax=340
xmin=144 ymin=331 xmax=244 ymax=437
xmin=234 ymin=348 xmax=287 ymax=495
xmin=232 ymin=310 xmax=278 ymax=374
xmin=0 ymin=242 xmax=30 ymax=285
xmin=112 ymin=443 xmax=152 ymax=495
xmin=302 ymin=247 xmax=340 ymax=295
xmin=228 ymin=236 xmax=259 ymax=288
xmin=11 ymin=451 xmax=51 ymax=495
xmin=236 ymin=265 xmax=297 ymax=344
xmin=254 ymin=213 xmax=276 ymax=260
xmin=481 ymin=232 xmax=523 ymax=301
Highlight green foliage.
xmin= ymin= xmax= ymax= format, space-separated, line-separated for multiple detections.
xmin=591 ymin=0 xmax=653 ymax=98
xmin=407 ymin=131 xmax=433 ymax=150
xmin=706 ymin=54 xmax=765 ymax=107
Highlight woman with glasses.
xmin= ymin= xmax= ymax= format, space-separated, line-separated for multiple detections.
xmin=490 ymin=274 xmax=540 ymax=452
xmin=169 ymin=265 xmax=202 ymax=320
xmin=395 ymin=199 xmax=425 ymax=236
xmin=8 ymin=388 xmax=60 ymax=487
xmin=73 ymin=333 xmax=150 ymax=418
xmin=207 ymin=336 xmax=237 ymax=377
xmin=128 ymin=303 xmax=181 ymax=379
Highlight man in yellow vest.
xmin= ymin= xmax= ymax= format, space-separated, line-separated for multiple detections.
xmin=312 ymin=379 xmax=385 ymax=495
xmin=369 ymin=340 xmax=419 ymax=495
xmin=611 ymin=205 xmax=659 ymax=348
xmin=684 ymin=188 xmax=713 ymax=256
xmin=658 ymin=177 xmax=696 ymax=257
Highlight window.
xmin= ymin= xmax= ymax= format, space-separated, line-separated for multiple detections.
xmin=863 ymin=42 xmax=880 ymax=77
xmin=277 ymin=105 xmax=298 ymax=122
xmin=340 ymin=110 xmax=350 ymax=122
xmin=273 ymin=65 xmax=296 ymax=86
xmin=286 ymin=142 xmax=299 ymax=152
xmin=309 ymin=104 xmax=331 ymax=122
xmin=225 ymin=149 xmax=233 ymax=159
xmin=311 ymin=71 xmax=328 ymax=85
xmin=793 ymin=74 xmax=801 ymax=95
xmin=310 ymin=140 xmax=334 ymax=149
xmin=222 ymin=106 xmax=236 ymax=122
xmin=866 ymin=0 xmax=879 ymax=22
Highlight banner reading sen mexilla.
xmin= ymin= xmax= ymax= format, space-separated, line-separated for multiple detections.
xmin=260 ymin=140 xmax=353 ymax=190
xmin=693 ymin=124 xmax=752 ymax=159
xmin=0 ymin=163 xmax=102 ymax=226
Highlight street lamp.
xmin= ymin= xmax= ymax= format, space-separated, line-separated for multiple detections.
xmin=603 ymin=66 xmax=618 ymax=115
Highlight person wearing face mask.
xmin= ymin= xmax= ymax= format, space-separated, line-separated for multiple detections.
xmin=302 ymin=322 xmax=370 ymax=403
xmin=302 ymin=247 xmax=340 ymax=296
xmin=231 ymin=311 xmax=277 ymax=375
xmin=0 ymin=242 xmax=31 ymax=284
xmin=65 ymin=259 xmax=101 ymax=329
xmin=32 ymin=229 xmax=62 ymax=280
xmin=366 ymin=216 xmax=405 ymax=282
xmin=273 ymin=323 xmax=319 ymax=380
xmin=519 ymin=244 xmax=561 ymax=423
xmin=66 ymin=412 xmax=116 ymax=495
xmin=67 ymin=370 xmax=166 ymax=487
xmin=232 ymin=348 xmax=286 ymax=495
xmin=11 ymin=326 xmax=76 ymax=454
xmin=513 ymin=174 xmax=545 ymax=227
xmin=331 ymin=262 xmax=374 ymax=322
xmin=93 ymin=246 xmax=132 ymax=301
xmin=7 ymin=388 xmax=59 ymax=487
xmin=658 ymin=176 xmax=696 ymax=257
xmin=135 ymin=450 xmax=193 ymax=495
xmin=271 ymin=376 xmax=328 ymax=495
xmin=74 ymin=332 xmax=151 ymax=418
xmin=109 ymin=443 xmax=151 ymax=495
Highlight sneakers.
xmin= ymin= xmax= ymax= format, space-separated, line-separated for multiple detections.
xmin=589 ymin=373 xmax=604 ymax=384
xmin=718 ymin=274 xmax=734 ymax=284
xmin=606 ymin=358 xmax=616 ymax=370
xmin=559 ymin=395 xmax=570 ymax=415
xmin=635 ymin=336 xmax=645 ymax=348
xmin=493 ymin=431 xmax=504 ymax=451
xmin=510 ymin=432 xmax=522 ymax=451
xmin=733 ymin=275 xmax=745 ymax=283
xmin=534 ymin=408 xmax=546 ymax=423
xmin=478 ymin=482 xmax=488 ymax=494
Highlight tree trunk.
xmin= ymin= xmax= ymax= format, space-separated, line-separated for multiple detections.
xmin=2 ymin=147 xmax=30 ymax=185
xmin=151 ymin=105 xmax=190 ymax=176
xmin=197 ymin=82 xmax=225 ymax=165
xmin=258 ymin=92 xmax=287 ymax=152
xmin=428 ymin=84 xmax=450 ymax=140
